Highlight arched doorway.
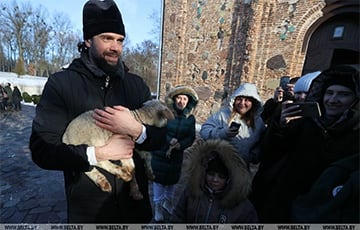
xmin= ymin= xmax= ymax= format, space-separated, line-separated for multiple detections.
xmin=302 ymin=1 xmax=359 ymax=74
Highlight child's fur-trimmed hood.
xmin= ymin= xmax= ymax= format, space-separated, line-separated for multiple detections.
xmin=185 ymin=139 xmax=252 ymax=208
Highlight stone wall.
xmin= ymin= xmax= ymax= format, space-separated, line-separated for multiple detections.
xmin=160 ymin=0 xmax=326 ymax=123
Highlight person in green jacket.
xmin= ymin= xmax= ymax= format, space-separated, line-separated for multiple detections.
xmin=151 ymin=86 xmax=199 ymax=222
xmin=4 ymin=82 xmax=13 ymax=110
xmin=12 ymin=85 xmax=22 ymax=111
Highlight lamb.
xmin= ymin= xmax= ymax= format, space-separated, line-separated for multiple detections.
xmin=62 ymin=99 xmax=174 ymax=200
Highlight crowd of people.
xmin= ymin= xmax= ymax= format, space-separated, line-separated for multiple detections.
xmin=251 ymin=65 xmax=359 ymax=223
xmin=27 ymin=0 xmax=359 ymax=225
xmin=0 ymin=82 xmax=22 ymax=112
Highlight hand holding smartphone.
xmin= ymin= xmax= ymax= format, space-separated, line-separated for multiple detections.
xmin=285 ymin=102 xmax=322 ymax=118
xmin=279 ymin=76 xmax=290 ymax=91
xmin=227 ymin=121 xmax=241 ymax=138
xmin=230 ymin=121 xmax=241 ymax=130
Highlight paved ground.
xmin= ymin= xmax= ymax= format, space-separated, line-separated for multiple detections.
xmin=0 ymin=105 xmax=68 ymax=223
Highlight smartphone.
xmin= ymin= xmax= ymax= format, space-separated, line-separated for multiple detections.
xmin=230 ymin=122 xmax=241 ymax=130
xmin=287 ymin=102 xmax=322 ymax=118
xmin=279 ymin=76 xmax=290 ymax=90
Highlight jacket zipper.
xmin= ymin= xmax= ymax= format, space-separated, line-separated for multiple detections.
xmin=205 ymin=196 xmax=213 ymax=222
xmin=105 ymin=75 xmax=110 ymax=88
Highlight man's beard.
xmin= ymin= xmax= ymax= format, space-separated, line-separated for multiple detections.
xmin=89 ymin=48 xmax=121 ymax=76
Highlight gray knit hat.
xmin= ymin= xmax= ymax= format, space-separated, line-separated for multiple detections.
xmin=294 ymin=71 xmax=321 ymax=93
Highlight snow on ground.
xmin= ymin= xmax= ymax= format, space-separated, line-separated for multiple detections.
xmin=0 ymin=72 xmax=47 ymax=96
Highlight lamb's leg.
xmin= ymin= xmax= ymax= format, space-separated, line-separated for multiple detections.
xmin=97 ymin=159 xmax=134 ymax=182
xmin=85 ymin=168 xmax=112 ymax=192
xmin=96 ymin=159 xmax=144 ymax=200
xmin=137 ymin=150 xmax=155 ymax=180
xmin=129 ymin=170 xmax=144 ymax=200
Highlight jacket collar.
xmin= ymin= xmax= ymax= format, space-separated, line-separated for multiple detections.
xmin=78 ymin=51 xmax=125 ymax=80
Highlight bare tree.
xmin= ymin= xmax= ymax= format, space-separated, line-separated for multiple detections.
xmin=0 ymin=0 xmax=33 ymax=74
xmin=24 ymin=5 xmax=52 ymax=77
xmin=62 ymin=30 xmax=82 ymax=67
xmin=123 ymin=40 xmax=159 ymax=92
xmin=0 ymin=1 xmax=162 ymax=80
xmin=50 ymin=12 xmax=81 ymax=70
xmin=121 ymin=8 xmax=162 ymax=94
xmin=149 ymin=9 xmax=161 ymax=44
xmin=0 ymin=31 xmax=5 ymax=71
xmin=0 ymin=40 xmax=5 ymax=71
xmin=0 ymin=1 xmax=81 ymax=75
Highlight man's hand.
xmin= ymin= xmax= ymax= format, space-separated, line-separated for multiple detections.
xmin=273 ymin=86 xmax=284 ymax=102
xmin=93 ymin=106 xmax=142 ymax=140
xmin=280 ymin=101 xmax=302 ymax=126
xmin=95 ymin=134 xmax=134 ymax=162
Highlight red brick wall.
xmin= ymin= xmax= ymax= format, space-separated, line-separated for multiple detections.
xmin=160 ymin=0 xmax=326 ymax=123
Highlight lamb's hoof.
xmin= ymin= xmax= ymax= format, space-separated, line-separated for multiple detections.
xmin=111 ymin=165 xmax=133 ymax=182
xmin=130 ymin=191 xmax=144 ymax=200
xmin=147 ymin=173 xmax=155 ymax=180
xmin=99 ymin=181 xmax=112 ymax=192
xmin=116 ymin=172 xmax=132 ymax=182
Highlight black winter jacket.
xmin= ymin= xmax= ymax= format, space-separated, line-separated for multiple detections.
xmin=251 ymin=65 xmax=359 ymax=223
xmin=30 ymin=53 xmax=166 ymax=223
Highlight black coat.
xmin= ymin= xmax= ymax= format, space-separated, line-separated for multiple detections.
xmin=251 ymin=65 xmax=360 ymax=223
xmin=12 ymin=86 xmax=22 ymax=104
xmin=291 ymin=154 xmax=359 ymax=223
xmin=30 ymin=53 xmax=166 ymax=223
xmin=252 ymin=116 xmax=359 ymax=222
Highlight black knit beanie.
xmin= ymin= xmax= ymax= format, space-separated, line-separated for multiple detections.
xmin=83 ymin=0 xmax=125 ymax=40
xmin=324 ymin=76 xmax=356 ymax=93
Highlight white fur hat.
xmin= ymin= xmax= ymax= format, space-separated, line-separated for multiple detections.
xmin=294 ymin=71 xmax=321 ymax=93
